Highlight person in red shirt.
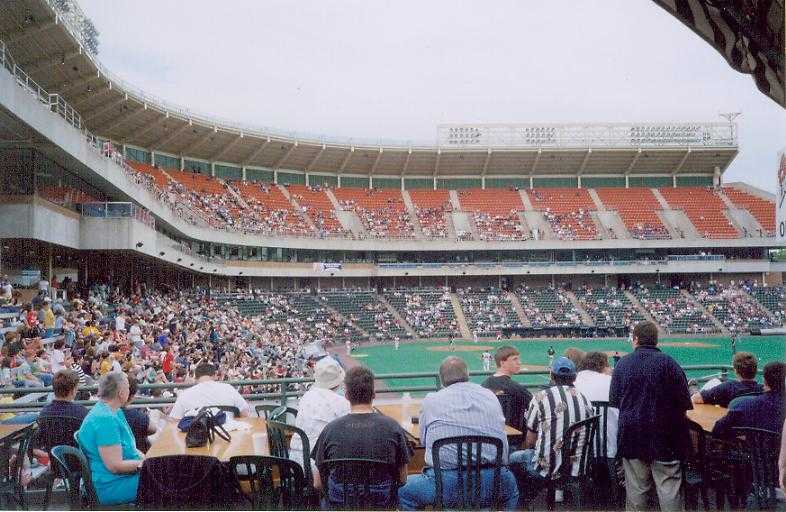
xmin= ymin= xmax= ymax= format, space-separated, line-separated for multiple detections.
xmin=162 ymin=349 xmax=174 ymax=378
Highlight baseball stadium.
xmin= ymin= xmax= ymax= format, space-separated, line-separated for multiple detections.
xmin=0 ymin=0 xmax=783 ymax=510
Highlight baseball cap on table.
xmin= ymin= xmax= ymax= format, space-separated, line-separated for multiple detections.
xmin=313 ymin=357 xmax=345 ymax=389
xmin=551 ymin=356 xmax=576 ymax=377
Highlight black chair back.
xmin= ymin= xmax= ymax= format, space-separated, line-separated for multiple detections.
xmin=37 ymin=416 xmax=83 ymax=452
xmin=0 ymin=425 xmax=36 ymax=509
xmin=203 ymin=405 xmax=241 ymax=417
xmin=256 ymin=404 xmax=298 ymax=424
xmin=228 ymin=455 xmax=306 ymax=510
xmin=733 ymin=427 xmax=780 ymax=510
xmin=558 ymin=415 xmax=599 ymax=480
xmin=136 ymin=454 xmax=243 ymax=510
xmin=266 ymin=419 xmax=313 ymax=485
xmin=431 ymin=435 xmax=503 ymax=510
xmin=591 ymin=401 xmax=610 ymax=460
xmin=318 ymin=458 xmax=400 ymax=510
xmin=50 ymin=444 xmax=100 ymax=510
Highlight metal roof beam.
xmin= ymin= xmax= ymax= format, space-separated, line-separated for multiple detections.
xmin=210 ymin=133 xmax=244 ymax=162
xmin=481 ymin=149 xmax=492 ymax=175
xmin=95 ymin=103 xmax=145 ymax=134
xmin=626 ymin=149 xmax=642 ymax=174
xmin=673 ymin=148 xmax=691 ymax=175
xmin=132 ymin=114 xmax=169 ymax=142
xmin=242 ymin=138 xmax=271 ymax=166
xmin=82 ymin=95 xmax=124 ymax=123
xmin=180 ymin=126 xmax=218 ymax=155
xmin=338 ymin=147 xmax=354 ymax=173
xmin=578 ymin=149 xmax=592 ymax=175
xmin=151 ymin=120 xmax=193 ymax=151
xmin=370 ymin=148 xmax=383 ymax=174
xmin=272 ymin=142 xmax=298 ymax=170
xmin=305 ymin=145 xmax=326 ymax=173
xmin=5 ymin=20 xmax=57 ymax=44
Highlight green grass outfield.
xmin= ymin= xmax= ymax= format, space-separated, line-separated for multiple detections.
xmin=352 ymin=336 xmax=786 ymax=392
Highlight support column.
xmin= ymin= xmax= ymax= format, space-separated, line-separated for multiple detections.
xmin=577 ymin=176 xmax=582 ymax=188
xmin=369 ymin=176 xmax=373 ymax=189
xmin=481 ymin=176 xmax=486 ymax=189
xmin=529 ymin=176 xmax=534 ymax=189
xmin=180 ymin=156 xmax=185 ymax=171
xmin=672 ymin=175 xmax=677 ymax=187
xmin=211 ymin=162 xmax=216 ymax=177
xmin=241 ymin=166 xmax=247 ymax=181
xmin=625 ymin=175 xmax=629 ymax=188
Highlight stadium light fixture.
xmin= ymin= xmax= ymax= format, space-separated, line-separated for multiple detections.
xmin=177 ymin=258 xmax=182 ymax=262
xmin=159 ymin=251 xmax=165 ymax=256
xmin=135 ymin=242 xmax=143 ymax=248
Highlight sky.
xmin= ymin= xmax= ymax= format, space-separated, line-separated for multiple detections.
xmin=78 ymin=0 xmax=785 ymax=191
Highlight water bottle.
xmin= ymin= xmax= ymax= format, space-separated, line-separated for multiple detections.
xmin=401 ymin=392 xmax=412 ymax=425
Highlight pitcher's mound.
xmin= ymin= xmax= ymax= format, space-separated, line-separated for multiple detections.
xmin=659 ymin=341 xmax=717 ymax=348
xmin=429 ymin=345 xmax=494 ymax=352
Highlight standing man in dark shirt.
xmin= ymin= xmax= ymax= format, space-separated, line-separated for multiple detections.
xmin=692 ymin=352 xmax=762 ymax=407
xmin=712 ymin=361 xmax=786 ymax=437
xmin=313 ymin=366 xmax=412 ymax=509
xmin=482 ymin=346 xmax=532 ymax=431
xmin=610 ymin=321 xmax=692 ymax=512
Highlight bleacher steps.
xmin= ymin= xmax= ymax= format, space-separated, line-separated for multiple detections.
xmin=451 ymin=211 xmax=476 ymax=240
xmin=377 ymin=295 xmax=418 ymax=338
xmin=659 ymin=209 xmax=700 ymax=239
xmin=159 ymin=168 xmax=212 ymax=227
xmin=651 ymin=188 xmax=671 ymax=209
xmin=623 ymin=291 xmax=665 ymax=335
xmin=587 ymin=189 xmax=606 ymax=211
xmin=680 ymin=289 xmax=729 ymax=335
xmin=322 ymin=303 xmax=370 ymax=338
xmin=594 ymin=211 xmax=632 ymax=239
xmin=444 ymin=211 xmax=458 ymax=239
xmin=506 ymin=291 xmax=532 ymax=327
xmin=590 ymin=212 xmax=611 ymax=239
xmin=226 ymin=183 xmax=250 ymax=209
xmin=519 ymin=190 xmax=534 ymax=211
xmin=517 ymin=212 xmax=534 ymax=240
xmin=278 ymin=185 xmax=317 ymax=231
xmin=449 ymin=293 xmax=473 ymax=339
xmin=400 ymin=190 xmax=425 ymax=239
xmin=655 ymin=211 xmax=683 ymax=239
xmin=448 ymin=190 xmax=462 ymax=210
xmin=325 ymin=189 xmax=365 ymax=236
xmin=563 ymin=291 xmax=594 ymax=326
xmin=724 ymin=207 xmax=762 ymax=237
xmin=522 ymin=211 xmax=555 ymax=240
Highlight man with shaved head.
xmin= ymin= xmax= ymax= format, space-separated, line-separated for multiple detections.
xmin=398 ymin=356 xmax=519 ymax=510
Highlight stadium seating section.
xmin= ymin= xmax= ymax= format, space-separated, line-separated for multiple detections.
xmin=659 ymin=187 xmax=739 ymax=239
xmin=384 ymin=288 xmax=460 ymax=338
xmin=320 ymin=290 xmax=410 ymax=340
xmin=54 ymin=167 xmax=779 ymax=243
xmin=457 ymin=188 xmax=528 ymax=241
xmin=633 ymin=286 xmax=719 ymax=334
xmin=694 ymin=283 xmax=779 ymax=333
xmin=514 ymin=285 xmax=586 ymax=327
xmin=575 ymin=287 xmax=645 ymax=328
xmin=528 ymin=188 xmax=599 ymax=240
xmin=750 ymin=285 xmax=785 ymax=326
xmin=408 ymin=189 xmax=452 ymax=238
xmin=456 ymin=288 xmax=521 ymax=336
xmin=595 ymin=187 xmax=670 ymax=240
xmin=723 ymin=186 xmax=776 ymax=236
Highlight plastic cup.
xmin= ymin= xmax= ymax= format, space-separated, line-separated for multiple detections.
xmin=252 ymin=433 xmax=267 ymax=455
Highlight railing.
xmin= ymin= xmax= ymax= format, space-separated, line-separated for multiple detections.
xmin=0 ymin=365 xmax=733 ymax=412
xmin=79 ymin=201 xmax=155 ymax=229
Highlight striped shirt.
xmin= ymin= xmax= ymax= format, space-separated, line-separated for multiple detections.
xmin=420 ymin=381 xmax=508 ymax=469
xmin=525 ymin=385 xmax=593 ymax=478
xmin=70 ymin=363 xmax=87 ymax=386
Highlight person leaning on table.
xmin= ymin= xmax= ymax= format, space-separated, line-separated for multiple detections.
xmin=77 ymin=372 xmax=144 ymax=506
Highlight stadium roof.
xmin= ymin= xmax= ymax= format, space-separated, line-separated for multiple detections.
xmin=654 ymin=0 xmax=785 ymax=108
xmin=0 ymin=0 xmax=747 ymax=177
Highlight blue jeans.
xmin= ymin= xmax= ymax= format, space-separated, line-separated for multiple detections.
xmin=397 ymin=467 xmax=519 ymax=510
xmin=509 ymin=449 xmax=547 ymax=504
xmin=37 ymin=373 xmax=53 ymax=387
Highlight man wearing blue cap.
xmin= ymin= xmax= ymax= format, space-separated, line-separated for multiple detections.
xmin=509 ymin=355 xmax=593 ymax=505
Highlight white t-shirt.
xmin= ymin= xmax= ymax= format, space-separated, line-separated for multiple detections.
xmin=290 ymin=386 xmax=350 ymax=468
xmin=50 ymin=349 xmax=66 ymax=373
xmin=128 ymin=324 xmax=142 ymax=343
xmin=115 ymin=316 xmax=126 ymax=332
xmin=169 ymin=380 xmax=252 ymax=419
xmin=574 ymin=369 xmax=618 ymax=458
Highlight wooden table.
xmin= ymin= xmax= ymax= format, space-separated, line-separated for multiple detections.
xmin=687 ymin=404 xmax=727 ymax=432
xmin=375 ymin=402 xmax=522 ymax=443
xmin=0 ymin=423 xmax=33 ymax=443
xmin=146 ymin=417 xmax=269 ymax=461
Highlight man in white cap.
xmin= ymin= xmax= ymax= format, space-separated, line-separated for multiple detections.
xmin=290 ymin=357 xmax=350 ymax=475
